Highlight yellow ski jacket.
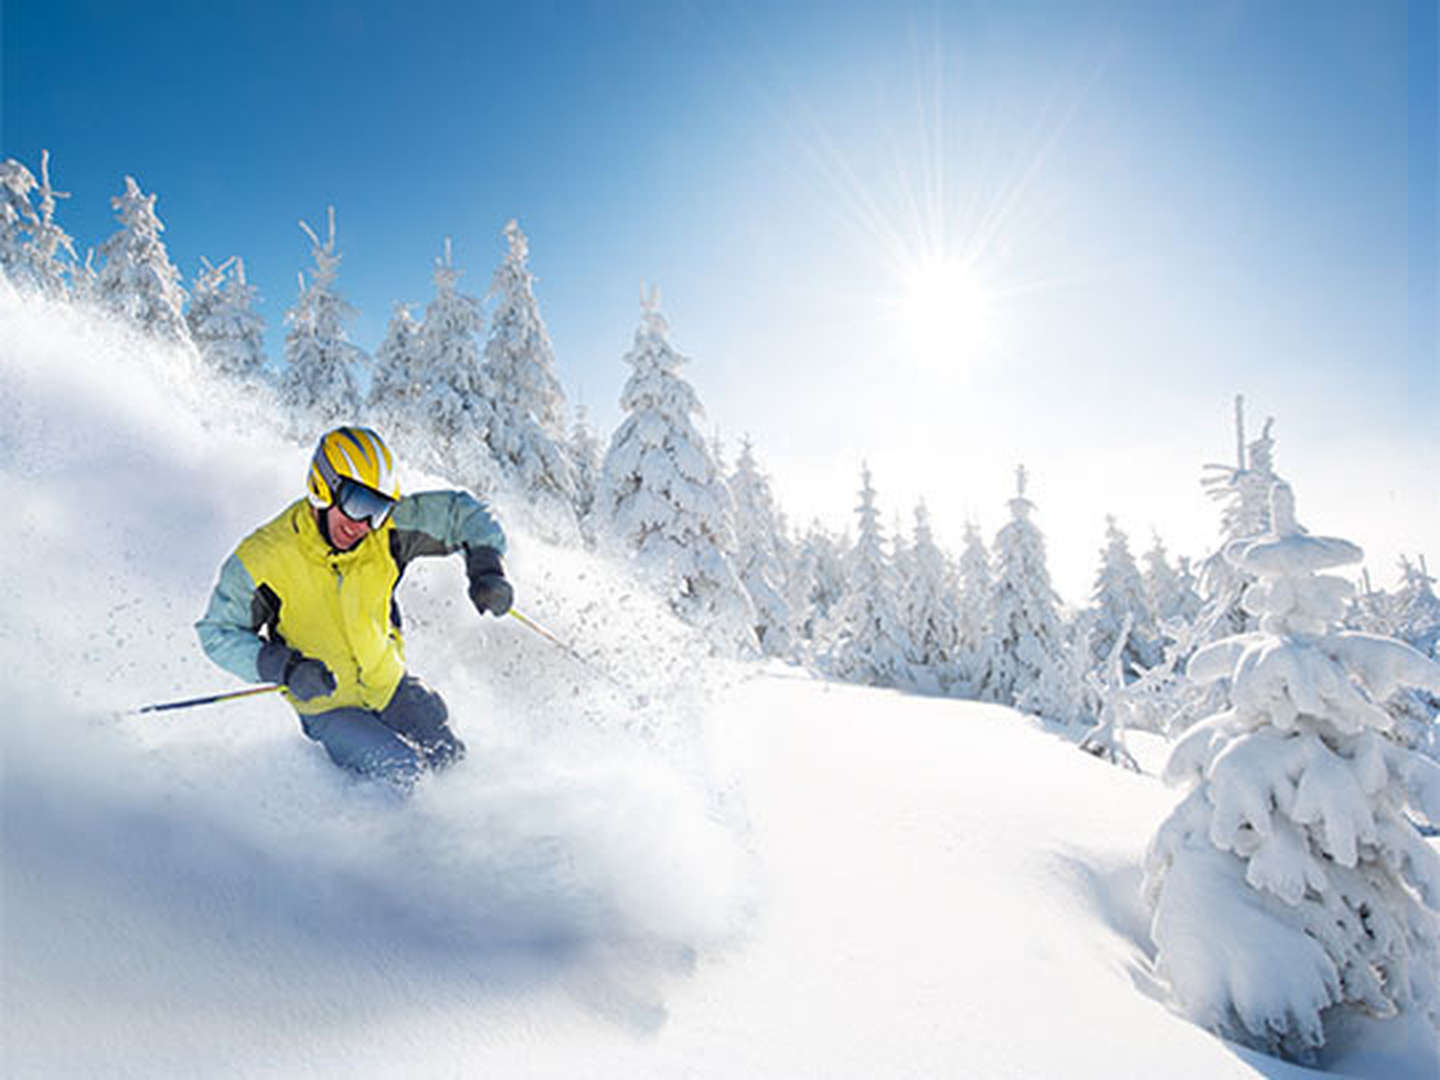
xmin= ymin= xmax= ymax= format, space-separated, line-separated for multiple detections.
xmin=196 ymin=491 xmax=505 ymax=714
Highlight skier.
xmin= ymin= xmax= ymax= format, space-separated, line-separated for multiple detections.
xmin=196 ymin=426 xmax=513 ymax=787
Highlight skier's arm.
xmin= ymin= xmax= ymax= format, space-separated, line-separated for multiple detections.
xmin=389 ymin=490 xmax=512 ymax=616
xmin=195 ymin=554 xmax=272 ymax=682
xmin=389 ymin=489 xmax=507 ymax=568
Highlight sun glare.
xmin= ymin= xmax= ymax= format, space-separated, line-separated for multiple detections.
xmin=898 ymin=257 xmax=993 ymax=365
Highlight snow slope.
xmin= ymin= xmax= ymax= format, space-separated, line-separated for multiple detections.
xmin=2 ymin=290 xmax=1435 ymax=1078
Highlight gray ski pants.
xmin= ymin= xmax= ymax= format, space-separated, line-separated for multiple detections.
xmin=298 ymin=675 xmax=465 ymax=786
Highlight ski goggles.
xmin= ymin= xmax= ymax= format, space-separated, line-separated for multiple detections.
xmin=334 ymin=477 xmax=397 ymax=527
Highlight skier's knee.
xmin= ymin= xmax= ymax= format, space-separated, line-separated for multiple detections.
xmin=301 ymin=706 xmax=424 ymax=786
xmin=423 ymin=731 xmax=466 ymax=772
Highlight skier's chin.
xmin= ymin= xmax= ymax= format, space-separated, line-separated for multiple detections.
xmin=326 ymin=509 xmax=371 ymax=551
xmin=334 ymin=526 xmax=367 ymax=550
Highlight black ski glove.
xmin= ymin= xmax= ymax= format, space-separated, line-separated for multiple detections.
xmin=257 ymin=642 xmax=337 ymax=701
xmin=466 ymin=545 xmax=514 ymax=618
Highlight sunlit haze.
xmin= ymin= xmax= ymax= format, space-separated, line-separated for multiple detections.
xmin=5 ymin=0 xmax=1434 ymax=602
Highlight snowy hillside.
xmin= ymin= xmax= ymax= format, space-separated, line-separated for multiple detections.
xmin=2 ymin=290 xmax=1436 ymax=1078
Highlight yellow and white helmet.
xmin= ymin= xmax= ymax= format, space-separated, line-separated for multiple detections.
xmin=306 ymin=426 xmax=400 ymax=510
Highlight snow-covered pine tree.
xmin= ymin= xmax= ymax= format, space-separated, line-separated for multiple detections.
xmin=368 ymin=302 xmax=425 ymax=447
xmin=891 ymin=511 xmax=913 ymax=587
xmin=1144 ymin=532 xmax=1202 ymax=628
xmin=1348 ymin=568 xmax=1400 ymax=639
xmin=1089 ymin=515 xmax=1162 ymax=680
xmin=1199 ymin=398 xmax=1280 ymax=639
xmin=0 ymin=158 xmax=39 ymax=288
xmin=482 ymin=220 xmax=575 ymax=508
xmin=70 ymin=249 xmax=99 ymax=306
xmin=600 ymin=286 xmax=755 ymax=653
xmin=370 ymin=301 xmax=423 ymax=405
xmin=27 ymin=151 xmax=75 ymax=298
xmin=1144 ymin=480 xmax=1440 ymax=1062
xmin=825 ymin=464 xmax=911 ymax=687
xmin=1379 ymin=556 xmax=1440 ymax=758
xmin=976 ymin=466 xmax=1074 ymax=720
xmin=569 ymin=402 xmax=603 ymax=541
xmin=729 ymin=436 xmax=794 ymax=657
xmin=1170 ymin=402 xmax=1289 ymax=736
xmin=187 ymin=257 xmax=268 ymax=382
xmin=96 ymin=176 xmax=192 ymax=345
xmin=187 ymin=258 xmax=225 ymax=339
xmin=278 ymin=208 xmax=364 ymax=429
xmin=1393 ymin=556 xmax=1440 ymax=660
xmin=904 ymin=501 xmax=961 ymax=692
xmin=1 ymin=150 xmax=76 ymax=298
xmin=709 ymin=429 xmax=729 ymax=479
xmin=792 ymin=521 xmax=849 ymax=649
xmin=410 ymin=236 xmax=492 ymax=487
xmin=953 ymin=521 xmax=995 ymax=698
xmin=1079 ymin=612 xmax=1142 ymax=771
xmin=1175 ymin=556 xmax=1202 ymax=621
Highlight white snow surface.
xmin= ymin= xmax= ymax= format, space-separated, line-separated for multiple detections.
xmin=2 ymin=290 xmax=1436 ymax=1077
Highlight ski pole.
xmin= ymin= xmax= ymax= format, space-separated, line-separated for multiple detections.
xmin=133 ymin=683 xmax=284 ymax=714
xmin=507 ymin=608 xmax=649 ymax=707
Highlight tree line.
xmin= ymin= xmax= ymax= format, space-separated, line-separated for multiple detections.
xmin=3 ymin=154 xmax=1436 ymax=733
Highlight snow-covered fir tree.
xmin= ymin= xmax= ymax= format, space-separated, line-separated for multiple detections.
xmin=1143 ymin=532 xmax=1202 ymax=629
xmin=903 ymin=501 xmax=961 ymax=692
xmin=569 ymin=402 xmax=603 ymax=540
xmin=187 ymin=257 xmax=267 ymax=383
xmin=482 ymin=219 xmax=575 ymax=507
xmin=1078 ymin=613 xmax=1143 ymax=771
xmin=824 ymin=464 xmax=912 ymax=687
xmin=0 ymin=158 xmax=38 ymax=287
xmin=953 ymin=521 xmax=995 ymax=697
xmin=891 ymin=511 xmax=913 ymax=588
xmin=1393 ymin=556 xmax=1440 ymax=660
xmin=600 ymin=286 xmax=755 ymax=653
xmin=1145 ymin=480 xmax=1440 ymax=1062
xmin=1371 ymin=557 xmax=1440 ymax=758
xmin=792 ymin=521 xmax=849 ymax=648
xmin=27 ymin=151 xmax=75 ymax=298
xmin=976 ymin=466 xmax=1075 ymax=720
xmin=410 ymin=236 xmax=492 ymax=485
xmin=368 ymin=302 xmax=425 ymax=444
xmin=729 ymin=437 xmax=794 ymax=657
xmin=187 ymin=257 xmax=226 ymax=338
xmin=278 ymin=208 xmax=364 ymax=429
xmin=1176 ymin=557 xmax=1202 ymax=619
xmin=1199 ymin=399 xmax=1280 ymax=639
xmin=1348 ymin=570 xmax=1401 ymax=640
xmin=1089 ymin=516 xmax=1162 ymax=680
xmin=0 ymin=151 xmax=75 ymax=298
xmin=70 ymin=248 xmax=99 ymax=306
xmin=709 ymin=429 xmax=729 ymax=479
xmin=1170 ymin=403 xmax=1289 ymax=736
xmin=95 ymin=176 xmax=191 ymax=345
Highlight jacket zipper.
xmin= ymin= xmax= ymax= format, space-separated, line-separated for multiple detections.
xmin=332 ymin=561 xmax=365 ymax=690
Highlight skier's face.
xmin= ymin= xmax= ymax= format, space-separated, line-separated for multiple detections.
xmin=326 ymin=504 xmax=372 ymax=551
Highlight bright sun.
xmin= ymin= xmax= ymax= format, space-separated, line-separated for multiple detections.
xmin=898 ymin=257 xmax=993 ymax=364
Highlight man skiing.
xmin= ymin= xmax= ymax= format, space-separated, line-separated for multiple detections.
xmin=196 ymin=425 xmax=513 ymax=786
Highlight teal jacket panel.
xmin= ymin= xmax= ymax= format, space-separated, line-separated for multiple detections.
xmin=195 ymin=553 xmax=267 ymax=683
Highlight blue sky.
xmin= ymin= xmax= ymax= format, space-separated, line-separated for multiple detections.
xmin=5 ymin=0 xmax=1435 ymax=600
